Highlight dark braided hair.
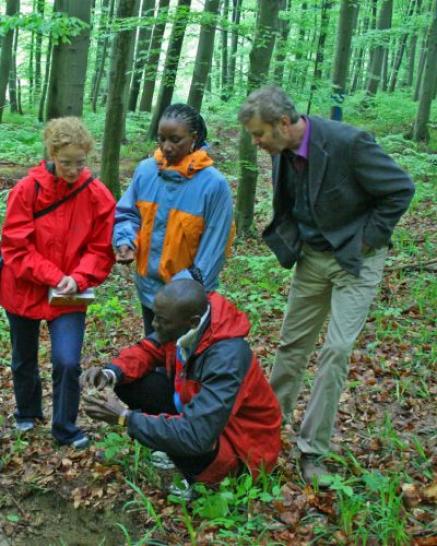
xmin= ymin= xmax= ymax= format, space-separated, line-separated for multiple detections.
xmin=160 ymin=103 xmax=208 ymax=150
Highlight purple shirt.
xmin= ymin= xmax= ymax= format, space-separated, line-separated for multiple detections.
xmin=294 ymin=116 xmax=310 ymax=160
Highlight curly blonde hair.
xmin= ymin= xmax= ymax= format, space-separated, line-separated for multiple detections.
xmin=44 ymin=117 xmax=94 ymax=157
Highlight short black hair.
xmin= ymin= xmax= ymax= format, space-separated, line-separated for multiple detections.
xmin=160 ymin=104 xmax=208 ymax=150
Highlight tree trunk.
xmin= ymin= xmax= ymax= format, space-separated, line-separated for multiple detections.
xmin=35 ymin=0 xmax=45 ymax=99
xmin=0 ymin=0 xmax=20 ymax=124
xmin=9 ymin=27 xmax=19 ymax=113
xmin=38 ymin=35 xmax=52 ymax=122
xmin=307 ymin=0 xmax=332 ymax=114
xmin=236 ymin=0 xmax=281 ymax=235
xmin=187 ymin=0 xmax=221 ymax=111
xmin=330 ymin=0 xmax=359 ymax=120
xmin=128 ymin=0 xmax=156 ymax=112
xmin=228 ymin=0 xmax=242 ymax=95
xmin=413 ymin=0 xmax=437 ymax=142
xmin=147 ymin=0 xmax=192 ymax=140
xmin=91 ymin=0 xmax=116 ymax=112
xmin=388 ymin=0 xmax=416 ymax=92
xmin=273 ymin=0 xmax=292 ymax=85
xmin=46 ymin=0 xmax=91 ymax=120
xmin=366 ymin=0 xmax=393 ymax=97
xmin=101 ymin=0 xmax=138 ymax=198
xmin=139 ymin=0 xmax=171 ymax=112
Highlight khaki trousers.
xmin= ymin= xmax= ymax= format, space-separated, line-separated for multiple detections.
xmin=270 ymin=244 xmax=387 ymax=455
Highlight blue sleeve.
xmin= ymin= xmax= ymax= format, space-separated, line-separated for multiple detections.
xmin=172 ymin=170 xmax=233 ymax=290
xmin=113 ymin=164 xmax=144 ymax=249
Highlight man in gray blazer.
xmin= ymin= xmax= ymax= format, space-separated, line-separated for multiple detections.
xmin=238 ymin=85 xmax=415 ymax=483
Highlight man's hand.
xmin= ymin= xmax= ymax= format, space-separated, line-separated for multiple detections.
xmin=115 ymin=245 xmax=135 ymax=264
xmin=80 ymin=367 xmax=115 ymax=390
xmin=83 ymin=390 xmax=129 ymax=426
xmin=57 ymin=275 xmax=78 ymax=295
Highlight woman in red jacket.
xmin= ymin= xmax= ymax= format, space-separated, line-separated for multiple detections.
xmin=0 ymin=117 xmax=115 ymax=448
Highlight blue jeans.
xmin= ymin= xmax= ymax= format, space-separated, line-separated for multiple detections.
xmin=7 ymin=311 xmax=86 ymax=444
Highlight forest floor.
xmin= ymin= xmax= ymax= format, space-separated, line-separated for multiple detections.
xmin=0 ymin=110 xmax=436 ymax=546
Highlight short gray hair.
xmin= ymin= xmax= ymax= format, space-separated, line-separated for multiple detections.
xmin=238 ymin=86 xmax=300 ymax=125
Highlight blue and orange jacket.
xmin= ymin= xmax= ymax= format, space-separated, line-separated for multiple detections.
xmin=106 ymin=292 xmax=282 ymax=484
xmin=113 ymin=150 xmax=234 ymax=307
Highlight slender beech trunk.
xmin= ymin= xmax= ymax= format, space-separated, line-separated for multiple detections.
xmin=236 ymin=0 xmax=281 ymax=234
xmin=101 ymin=0 xmax=137 ymax=198
xmin=330 ymin=0 xmax=359 ymax=120
xmin=139 ymin=0 xmax=171 ymax=112
xmin=147 ymin=0 xmax=192 ymax=140
xmin=228 ymin=0 xmax=242 ymax=95
xmin=128 ymin=0 xmax=156 ymax=112
xmin=187 ymin=0 xmax=221 ymax=111
xmin=413 ymin=0 xmax=437 ymax=141
xmin=0 ymin=0 xmax=20 ymax=123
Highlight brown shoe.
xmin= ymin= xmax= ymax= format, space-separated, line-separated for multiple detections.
xmin=300 ymin=453 xmax=330 ymax=485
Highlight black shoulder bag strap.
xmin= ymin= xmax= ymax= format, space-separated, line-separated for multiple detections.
xmin=33 ymin=176 xmax=94 ymax=220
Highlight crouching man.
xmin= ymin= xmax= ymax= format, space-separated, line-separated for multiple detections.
xmin=82 ymin=279 xmax=282 ymax=486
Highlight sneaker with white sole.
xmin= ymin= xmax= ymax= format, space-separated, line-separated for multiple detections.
xmin=15 ymin=420 xmax=35 ymax=433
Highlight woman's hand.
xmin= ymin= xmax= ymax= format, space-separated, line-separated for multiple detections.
xmin=57 ymin=275 xmax=78 ymax=294
xmin=83 ymin=390 xmax=129 ymax=426
xmin=115 ymin=245 xmax=135 ymax=264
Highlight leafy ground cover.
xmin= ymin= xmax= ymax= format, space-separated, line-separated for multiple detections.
xmin=0 ymin=97 xmax=436 ymax=545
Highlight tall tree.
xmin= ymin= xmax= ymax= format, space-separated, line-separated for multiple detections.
xmin=46 ymin=0 xmax=91 ymax=120
xmin=388 ymin=0 xmax=417 ymax=92
xmin=139 ymin=0 xmax=171 ymax=112
xmin=147 ymin=0 xmax=192 ymax=140
xmin=273 ymin=0 xmax=292 ymax=85
xmin=227 ymin=0 xmax=242 ymax=95
xmin=366 ymin=0 xmax=393 ymax=97
xmin=187 ymin=0 xmax=220 ymax=111
xmin=101 ymin=0 xmax=138 ymax=198
xmin=236 ymin=0 xmax=281 ymax=234
xmin=128 ymin=0 xmax=156 ymax=112
xmin=330 ymin=0 xmax=359 ymax=120
xmin=413 ymin=0 xmax=437 ymax=141
xmin=0 ymin=0 xmax=20 ymax=124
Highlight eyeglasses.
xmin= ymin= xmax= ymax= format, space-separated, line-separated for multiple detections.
xmin=56 ymin=159 xmax=86 ymax=169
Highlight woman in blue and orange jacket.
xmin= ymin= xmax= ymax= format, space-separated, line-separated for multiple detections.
xmin=114 ymin=104 xmax=234 ymax=335
xmin=0 ymin=117 xmax=115 ymax=447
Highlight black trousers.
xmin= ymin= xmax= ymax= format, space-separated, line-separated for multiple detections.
xmin=115 ymin=371 xmax=218 ymax=482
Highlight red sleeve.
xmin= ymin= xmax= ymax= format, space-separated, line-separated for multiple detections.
xmin=1 ymin=180 xmax=64 ymax=287
xmin=112 ymin=339 xmax=166 ymax=383
xmin=70 ymin=183 xmax=116 ymax=291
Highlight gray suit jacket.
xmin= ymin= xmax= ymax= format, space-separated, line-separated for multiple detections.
xmin=262 ymin=116 xmax=415 ymax=276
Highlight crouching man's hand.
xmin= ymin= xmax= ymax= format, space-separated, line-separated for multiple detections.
xmin=80 ymin=367 xmax=116 ymax=391
xmin=83 ymin=390 xmax=130 ymax=426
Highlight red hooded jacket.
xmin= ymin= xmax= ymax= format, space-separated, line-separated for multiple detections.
xmin=107 ymin=292 xmax=282 ymax=484
xmin=0 ymin=161 xmax=115 ymax=320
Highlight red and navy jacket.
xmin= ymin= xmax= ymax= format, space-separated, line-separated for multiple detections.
xmin=106 ymin=292 xmax=282 ymax=484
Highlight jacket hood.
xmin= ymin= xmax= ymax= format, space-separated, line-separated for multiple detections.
xmin=28 ymin=160 xmax=93 ymax=189
xmin=196 ymin=292 xmax=251 ymax=354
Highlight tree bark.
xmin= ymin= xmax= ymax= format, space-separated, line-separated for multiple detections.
xmin=236 ymin=0 xmax=281 ymax=235
xmin=147 ymin=0 xmax=192 ymax=140
xmin=330 ymin=0 xmax=359 ymax=120
xmin=46 ymin=0 xmax=91 ymax=120
xmin=101 ymin=0 xmax=138 ymax=198
xmin=0 ymin=0 xmax=20 ymax=123
xmin=366 ymin=0 xmax=393 ymax=97
xmin=187 ymin=0 xmax=221 ymax=111
xmin=139 ymin=0 xmax=171 ymax=112
xmin=228 ymin=0 xmax=242 ymax=95
xmin=128 ymin=0 xmax=156 ymax=112
xmin=413 ymin=0 xmax=437 ymax=142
